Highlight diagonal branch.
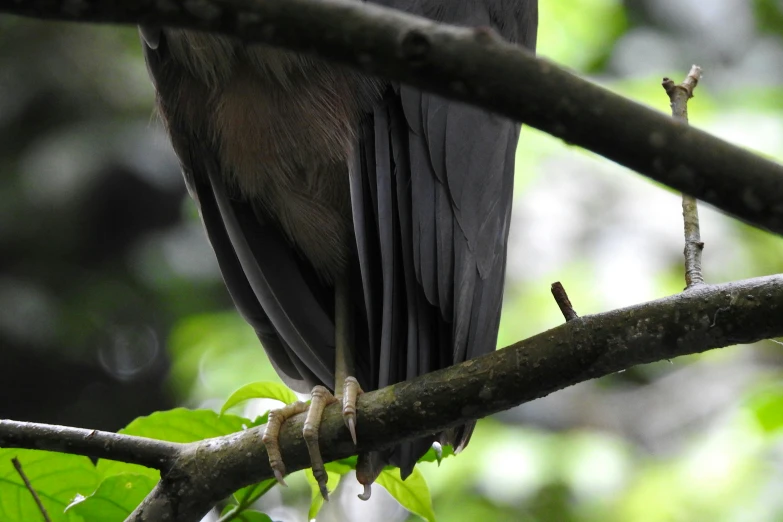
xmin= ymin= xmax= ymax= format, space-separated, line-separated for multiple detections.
xmin=126 ymin=275 xmax=783 ymax=520
xmin=1 ymin=0 xmax=783 ymax=236
xmin=3 ymin=276 xmax=778 ymax=520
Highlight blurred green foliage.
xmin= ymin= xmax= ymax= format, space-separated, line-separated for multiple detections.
xmin=1 ymin=0 xmax=783 ymax=520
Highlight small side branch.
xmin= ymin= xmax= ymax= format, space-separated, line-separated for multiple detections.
xmin=551 ymin=281 xmax=579 ymax=321
xmin=663 ymin=65 xmax=706 ymax=288
xmin=681 ymin=195 xmax=705 ymax=287
xmin=0 ymin=421 xmax=183 ymax=471
xmin=12 ymin=457 xmax=51 ymax=522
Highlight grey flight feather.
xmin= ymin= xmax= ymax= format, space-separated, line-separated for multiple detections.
xmin=354 ymin=0 xmax=538 ymax=464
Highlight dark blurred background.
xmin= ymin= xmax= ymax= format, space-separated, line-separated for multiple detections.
xmin=1 ymin=0 xmax=783 ymax=521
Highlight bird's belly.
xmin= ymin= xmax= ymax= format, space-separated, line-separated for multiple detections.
xmin=214 ymin=68 xmax=358 ymax=281
xmin=164 ymin=29 xmax=373 ymax=279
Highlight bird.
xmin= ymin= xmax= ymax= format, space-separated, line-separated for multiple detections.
xmin=140 ymin=0 xmax=538 ymax=501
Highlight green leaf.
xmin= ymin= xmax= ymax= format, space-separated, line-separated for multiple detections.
xmin=377 ymin=467 xmax=436 ymax=522
xmin=248 ymin=412 xmax=270 ymax=428
xmin=749 ymin=384 xmax=783 ymax=432
xmin=0 ymin=449 xmax=101 ymax=522
xmin=237 ymin=512 xmax=273 ymax=522
xmin=97 ymin=408 xmax=250 ymax=479
xmin=324 ymin=456 xmax=357 ymax=475
xmin=232 ymin=479 xmax=276 ymax=508
xmin=118 ymin=408 xmax=250 ymax=440
xmin=305 ymin=468 xmax=342 ymax=520
xmin=221 ymin=382 xmax=299 ymax=415
xmin=220 ymin=504 xmax=274 ymax=522
xmin=65 ymin=474 xmax=157 ymax=521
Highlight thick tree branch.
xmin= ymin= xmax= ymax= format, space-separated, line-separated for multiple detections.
xmin=1 ymin=0 xmax=783 ymax=236
xmin=123 ymin=275 xmax=783 ymax=520
xmin=2 ymin=276 xmax=780 ymax=520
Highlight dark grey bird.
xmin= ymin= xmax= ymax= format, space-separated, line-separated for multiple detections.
xmin=140 ymin=0 xmax=537 ymax=500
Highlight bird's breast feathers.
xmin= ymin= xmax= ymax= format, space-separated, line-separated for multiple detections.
xmin=164 ymin=29 xmax=380 ymax=280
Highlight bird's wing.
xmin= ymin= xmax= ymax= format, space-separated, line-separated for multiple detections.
xmin=141 ymin=28 xmax=335 ymax=393
xmin=352 ymin=0 xmax=538 ymax=471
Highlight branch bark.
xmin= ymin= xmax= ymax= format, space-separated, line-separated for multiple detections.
xmin=0 ymin=421 xmax=183 ymax=471
xmin=663 ymin=66 xmax=706 ymax=288
xmin=1 ymin=276 xmax=781 ymax=521
xmin=1 ymin=0 xmax=783 ymax=236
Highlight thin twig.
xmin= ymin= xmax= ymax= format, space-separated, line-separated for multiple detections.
xmin=12 ymin=457 xmax=52 ymax=522
xmin=663 ymin=65 xmax=706 ymax=288
xmin=551 ymin=282 xmax=579 ymax=321
xmin=681 ymin=195 xmax=705 ymax=287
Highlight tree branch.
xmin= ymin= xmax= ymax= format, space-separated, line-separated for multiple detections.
xmin=0 ymin=421 xmax=183 ymax=471
xmin=551 ymin=281 xmax=579 ymax=321
xmin=1 ymin=0 xmax=783 ymax=237
xmin=663 ymin=66 xmax=706 ymax=288
xmin=2 ymin=276 xmax=780 ymax=520
xmin=124 ymin=275 xmax=783 ymax=520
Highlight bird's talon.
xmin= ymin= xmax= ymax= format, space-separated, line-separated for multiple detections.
xmin=273 ymin=468 xmax=287 ymax=487
xmin=346 ymin=416 xmax=357 ymax=445
xmin=358 ymin=483 xmax=372 ymax=501
xmin=313 ymin=467 xmax=330 ymax=500
xmin=342 ymin=376 xmax=363 ymax=445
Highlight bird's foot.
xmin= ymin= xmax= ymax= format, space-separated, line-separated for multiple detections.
xmin=262 ymin=377 xmax=363 ymax=500
xmin=262 ymin=386 xmax=336 ymax=499
xmin=261 ymin=399 xmax=309 ymax=486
